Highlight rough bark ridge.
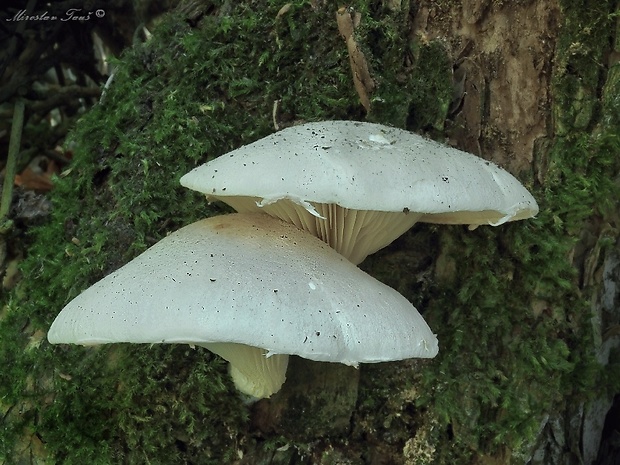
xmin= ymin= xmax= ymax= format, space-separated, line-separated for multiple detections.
xmin=413 ymin=0 xmax=557 ymax=173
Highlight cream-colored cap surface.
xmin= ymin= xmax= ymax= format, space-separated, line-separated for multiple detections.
xmin=48 ymin=213 xmax=438 ymax=364
xmin=181 ymin=121 xmax=539 ymax=263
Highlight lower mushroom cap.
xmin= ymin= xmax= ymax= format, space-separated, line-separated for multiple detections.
xmin=48 ymin=213 xmax=438 ymax=398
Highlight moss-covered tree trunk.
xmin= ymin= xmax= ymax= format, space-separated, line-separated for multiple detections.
xmin=1 ymin=1 xmax=619 ymax=464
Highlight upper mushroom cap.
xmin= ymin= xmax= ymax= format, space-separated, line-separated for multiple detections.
xmin=47 ymin=213 xmax=438 ymax=364
xmin=180 ymin=120 xmax=539 ymax=226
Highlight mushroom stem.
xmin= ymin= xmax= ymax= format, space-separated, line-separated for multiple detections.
xmin=200 ymin=342 xmax=289 ymax=399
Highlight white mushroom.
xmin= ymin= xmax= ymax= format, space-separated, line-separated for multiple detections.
xmin=48 ymin=213 xmax=438 ymax=399
xmin=181 ymin=121 xmax=539 ymax=264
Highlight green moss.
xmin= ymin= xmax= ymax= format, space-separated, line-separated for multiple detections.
xmin=37 ymin=345 xmax=242 ymax=463
xmin=554 ymin=0 xmax=614 ymax=134
xmin=347 ymin=3 xmax=453 ymax=129
xmin=407 ymin=1 xmax=619 ymax=462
